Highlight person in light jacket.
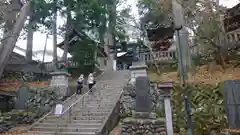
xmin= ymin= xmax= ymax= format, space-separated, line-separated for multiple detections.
xmin=76 ymin=74 xmax=84 ymax=95
xmin=88 ymin=73 xmax=96 ymax=92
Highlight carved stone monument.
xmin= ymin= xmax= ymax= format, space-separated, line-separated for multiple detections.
xmin=50 ymin=71 xmax=71 ymax=101
xmin=15 ymin=85 xmax=30 ymax=110
xmin=134 ymin=76 xmax=151 ymax=118
xmin=121 ymin=76 xmax=167 ymax=135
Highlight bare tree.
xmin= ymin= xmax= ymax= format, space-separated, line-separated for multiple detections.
xmin=26 ymin=11 xmax=34 ymax=62
xmin=0 ymin=1 xmax=30 ymax=78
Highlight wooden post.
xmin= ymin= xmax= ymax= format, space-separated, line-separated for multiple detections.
xmin=157 ymin=82 xmax=174 ymax=135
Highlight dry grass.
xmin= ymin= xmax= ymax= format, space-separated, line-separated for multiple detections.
xmin=148 ymin=65 xmax=240 ymax=85
xmin=0 ymin=126 xmax=32 ymax=135
xmin=0 ymin=81 xmax=50 ymax=92
xmin=109 ymin=126 xmax=121 ymax=135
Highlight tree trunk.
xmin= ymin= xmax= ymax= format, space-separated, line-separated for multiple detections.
xmin=52 ymin=0 xmax=58 ymax=69
xmin=26 ymin=16 xmax=34 ymax=62
xmin=0 ymin=0 xmax=22 ymax=53
xmin=108 ymin=0 xmax=117 ymax=70
xmin=0 ymin=2 xmax=31 ymax=78
xmin=63 ymin=12 xmax=71 ymax=63
xmin=0 ymin=20 xmax=15 ymax=55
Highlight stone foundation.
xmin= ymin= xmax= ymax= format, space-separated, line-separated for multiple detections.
xmin=121 ymin=117 xmax=166 ymax=135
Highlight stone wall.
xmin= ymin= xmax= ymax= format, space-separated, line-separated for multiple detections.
xmin=120 ymin=83 xmax=165 ymax=118
xmin=121 ymin=118 xmax=166 ymax=135
xmin=0 ymin=86 xmax=59 ymax=133
xmin=15 ymin=86 xmax=58 ymax=113
xmin=25 ymin=86 xmax=58 ymax=112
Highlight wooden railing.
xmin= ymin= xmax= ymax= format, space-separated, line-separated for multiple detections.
xmin=137 ymin=51 xmax=177 ymax=62
xmin=43 ymin=59 xmax=78 ymax=72
xmin=43 ymin=59 xmax=95 ymax=71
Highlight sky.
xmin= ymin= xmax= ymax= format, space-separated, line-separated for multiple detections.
xmin=13 ymin=0 xmax=239 ymax=62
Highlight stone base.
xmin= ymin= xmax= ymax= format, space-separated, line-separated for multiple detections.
xmin=133 ymin=112 xmax=157 ymax=119
xmin=121 ymin=117 xmax=166 ymax=135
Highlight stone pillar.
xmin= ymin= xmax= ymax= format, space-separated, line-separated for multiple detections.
xmin=50 ymin=71 xmax=71 ymax=101
xmin=129 ymin=61 xmax=147 ymax=85
xmin=175 ymin=26 xmax=192 ymax=73
xmin=121 ymin=76 xmax=167 ymax=135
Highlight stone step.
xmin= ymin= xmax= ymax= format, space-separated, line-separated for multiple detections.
xmin=64 ymin=102 xmax=115 ymax=109
xmin=72 ymin=109 xmax=112 ymax=113
xmin=41 ymin=119 xmax=103 ymax=123
xmin=85 ymin=105 xmax=114 ymax=109
xmin=27 ymin=71 xmax=128 ymax=134
xmin=35 ymin=122 xmax=102 ymax=128
xmin=49 ymin=112 xmax=109 ymax=117
xmin=70 ymin=106 xmax=113 ymax=111
xmin=45 ymin=115 xmax=106 ymax=120
xmin=70 ymin=112 xmax=109 ymax=116
xmin=28 ymin=131 xmax=96 ymax=135
xmin=76 ymin=101 xmax=115 ymax=104
xmin=32 ymin=126 xmax=99 ymax=132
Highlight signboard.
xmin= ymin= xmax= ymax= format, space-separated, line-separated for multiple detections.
xmin=55 ymin=104 xmax=63 ymax=115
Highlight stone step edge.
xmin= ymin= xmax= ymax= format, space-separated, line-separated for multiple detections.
xmin=28 ymin=131 xmax=96 ymax=135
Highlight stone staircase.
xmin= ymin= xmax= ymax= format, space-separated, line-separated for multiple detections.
xmin=27 ymin=70 xmax=129 ymax=135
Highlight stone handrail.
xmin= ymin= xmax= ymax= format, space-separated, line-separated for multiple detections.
xmin=137 ymin=50 xmax=176 ymax=62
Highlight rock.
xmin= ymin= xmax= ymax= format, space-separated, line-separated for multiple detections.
xmin=121 ymin=118 xmax=166 ymax=135
xmin=26 ymin=86 xmax=58 ymax=113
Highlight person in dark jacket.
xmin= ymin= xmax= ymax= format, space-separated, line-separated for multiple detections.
xmin=76 ymin=74 xmax=84 ymax=94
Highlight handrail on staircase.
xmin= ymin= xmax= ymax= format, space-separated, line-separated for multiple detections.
xmin=62 ymin=70 xmax=105 ymax=114
xmin=24 ymin=71 xmax=105 ymax=134
xmin=54 ymin=71 xmax=105 ymax=134
xmin=24 ymin=91 xmax=77 ymax=132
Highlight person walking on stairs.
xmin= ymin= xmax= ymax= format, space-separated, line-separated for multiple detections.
xmin=76 ymin=74 xmax=84 ymax=95
xmin=88 ymin=73 xmax=96 ymax=92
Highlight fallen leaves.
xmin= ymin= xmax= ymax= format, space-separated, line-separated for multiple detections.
xmin=109 ymin=126 xmax=121 ymax=135
xmin=0 ymin=81 xmax=50 ymax=92
xmin=148 ymin=65 xmax=240 ymax=85
xmin=0 ymin=126 xmax=32 ymax=135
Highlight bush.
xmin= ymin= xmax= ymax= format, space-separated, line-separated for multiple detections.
xmin=172 ymin=83 xmax=226 ymax=135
